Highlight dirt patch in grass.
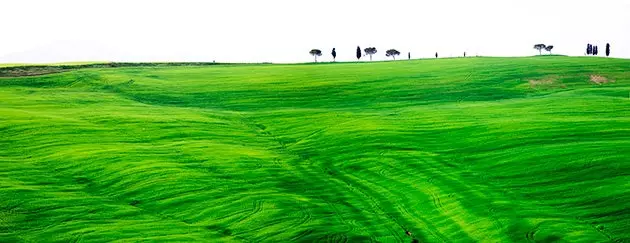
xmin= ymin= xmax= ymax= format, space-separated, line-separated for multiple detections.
xmin=0 ymin=66 xmax=69 ymax=77
xmin=590 ymin=75 xmax=614 ymax=85
xmin=528 ymin=77 xmax=566 ymax=89
xmin=0 ymin=62 xmax=225 ymax=77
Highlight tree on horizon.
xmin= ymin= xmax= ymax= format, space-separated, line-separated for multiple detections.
xmin=545 ymin=45 xmax=554 ymax=55
xmin=386 ymin=49 xmax=401 ymax=60
xmin=309 ymin=49 xmax=322 ymax=62
xmin=331 ymin=48 xmax=337 ymax=62
xmin=606 ymin=43 xmax=611 ymax=57
xmin=356 ymin=46 xmax=362 ymax=60
xmin=533 ymin=44 xmax=546 ymax=55
xmin=364 ymin=47 xmax=377 ymax=61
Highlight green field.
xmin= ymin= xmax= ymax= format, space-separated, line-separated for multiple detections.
xmin=1 ymin=57 xmax=629 ymax=242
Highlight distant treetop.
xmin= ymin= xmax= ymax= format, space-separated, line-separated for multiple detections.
xmin=545 ymin=45 xmax=554 ymax=54
xmin=385 ymin=49 xmax=401 ymax=60
xmin=309 ymin=49 xmax=323 ymax=62
xmin=364 ymin=47 xmax=377 ymax=61
xmin=533 ymin=44 xmax=546 ymax=55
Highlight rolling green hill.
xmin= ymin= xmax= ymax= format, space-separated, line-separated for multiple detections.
xmin=1 ymin=57 xmax=629 ymax=242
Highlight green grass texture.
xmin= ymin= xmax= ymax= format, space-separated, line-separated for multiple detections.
xmin=1 ymin=56 xmax=629 ymax=242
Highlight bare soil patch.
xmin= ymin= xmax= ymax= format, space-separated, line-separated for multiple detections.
xmin=0 ymin=62 xmax=224 ymax=77
xmin=590 ymin=75 xmax=614 ymax=85
xmin=0 ymin=67 xmax=69 ymax=77
xmin=528 ymin=77 xmax=566 ymax=89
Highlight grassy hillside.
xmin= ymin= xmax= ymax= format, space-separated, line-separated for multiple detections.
xmin=1 ymin=56 xmax=629 ymax=242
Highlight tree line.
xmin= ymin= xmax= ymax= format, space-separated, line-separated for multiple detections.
xmin=311 ymin=43 xmax=614 ymax=62
xmin=309 ymin=46 xmax=448 ymax=62
xmin=533 ymin=43 xmax=611 ymax=57
xmin=533 ymin=44 xmax=554 ymax=55
xmin=586 ymin=43 xmax=611 ymax=56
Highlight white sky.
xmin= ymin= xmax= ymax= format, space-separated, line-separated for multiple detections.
xmin=1 ymin=0 xmax=629 ymax=63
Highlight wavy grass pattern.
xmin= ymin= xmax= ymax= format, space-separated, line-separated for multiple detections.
xmin=1 ymin=56 xmax=629 ymax=242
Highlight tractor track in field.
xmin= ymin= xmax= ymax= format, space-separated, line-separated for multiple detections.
xmin=374 ymin=157 xmax=444 ymax=212
xmin=377 ymin=152 xmax=507 ymax=241
xmin=288 ymin=228 xmax=314 ymax=242
xmin=329 ymin=172 xmax=406 ymax=242
xmin=430 ymin=190 xmax=445 ymax=211
xmin=293 ymin=205 xmax=314 ymax=229
xmin=230 ymin=199 xmax=265 ymax=224
xmin=365 ymin=154 xmax=453 ymax=240
xmin=5 ymin=57 xmax=630 ymax=242
xmin=451 ymin=158 xmax=618 ymax=242
xmin=323 ymin=157 xmax=461 ymax=242
xmin=234 ymin=216 xmax=289 ymax=237
xmin=524 ymin=222 xmax=542 ymax=242
xmin=235 ymin=112 xmax=618 ymax=243
xmin=0 ymin=154 xmax=246 ymax=241
xmin=444 ymin=151 xmax=626 ymax=243
xmin=235 ymin=114 xmax=403 ymax=241
xmin=329 ymin=202 xmax=356 ymax=234
xmin=348 ymin=166 xmax=452 ymax=242
xmin=284 ymin=117 xmax=368 ymax=149
xmin=205 ymin=207 xmax=252 ymax=223
xmin=322 ymin=233 xmax=349 ymax=243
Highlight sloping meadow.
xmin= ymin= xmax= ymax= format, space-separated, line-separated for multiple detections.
xmin=1 ymin=56 xmax=629 ymax=242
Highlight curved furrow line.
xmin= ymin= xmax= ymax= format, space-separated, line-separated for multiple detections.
xmin=354 ymin=154 xmax=497 ymax=241
xmin=195 ymin=206 xmax=251 ymax=224
xmin=395 ymin=205 xmax=449 ymax=242
xmin=420 ymin=158 xmax=509 ymax=235
xmin=236 ymin=116 xmax=476 ymax=241
xmin=288 ymin=164 xmax=384 ymax=237
xmin=236 ymin=115 xmax=380 ymax=230
xmin=288 ymin=228 xmax=314 ymax=242
xmin=250 ymin=199 xmax=264 ymax=218
xmin=349 ymin=168 xmax=452 ymax=242
xmin=233 ymin=217 xmax=289 ymax=237
xmin=0 ymin=150 xmax=237 ymax=241
xmin=328 ymin=203 xmax=355 ymax=235
xmin=190 ymin=193 xmax=263 ymax=220
xmin=426 ymin=155 xmax=616 ymax=242
xmin=199 ymin=197 xmax=262 ymax=222
xmin=324 ymin=233 xmax=348 ymax=243
xmin=328 ymin=172 xmax=409 ymax=243
xmin=342 ymin=183 xmax=404 ymax=241
xmin=375 ymin=166 xmax=390 ymax=177
xmin=228 ymin=198 xmax=266 ymax=225
xmin=430 ymin=189 xmax=444 ymax=212
xmin=290 ymin=205 xmax=314 ymax=230
xmin=236 ymin=115 xmax=393 ymax=243
xmin=443 ymin=156 xmax=616 ymax=241
xmin=286 ymin=117 xmax=368 ymax=149
xmin=524 ymin=222 xmax=542 ymax=242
